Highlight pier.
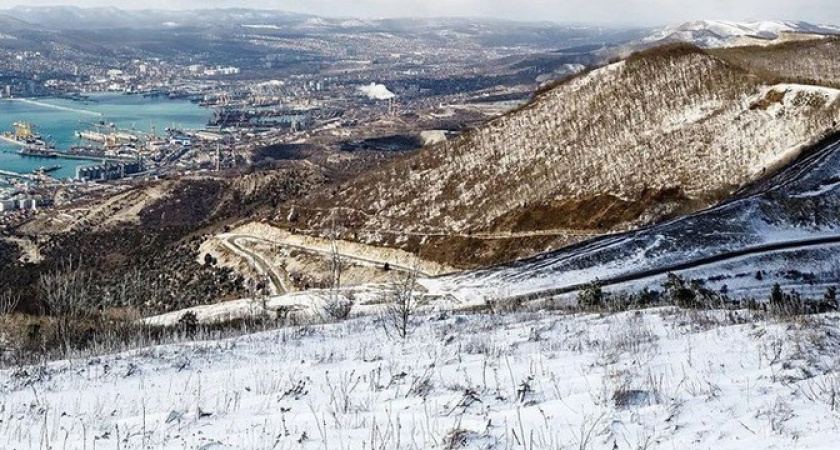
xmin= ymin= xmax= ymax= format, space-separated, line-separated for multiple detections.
xmin=0 ymin=135 xmax=26 ymax=147
xmin=0 ymin=169 xmax=35 ymax=180
xmin=6 ymin=147 xmax=133 ymax=163
xmin=54 ymin=153 xmax=135 ymax=163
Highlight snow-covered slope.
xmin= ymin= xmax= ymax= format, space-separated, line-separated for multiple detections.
xmin=425 ymin=131 xmax=840 ymax=304
xmin=297 ymin=45 xmax=840 ymax=254
xmin=5 ymin=309 xmax=840 ymax=449
xmin=642 ymin=20 xmax=840 ymax=48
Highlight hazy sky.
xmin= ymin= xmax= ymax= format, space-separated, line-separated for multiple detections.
xmin=5 ymin=0 xmax=840 ymax=26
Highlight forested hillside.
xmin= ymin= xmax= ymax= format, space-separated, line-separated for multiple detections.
xmin=292 ymin=42 xmax=840 ymax=266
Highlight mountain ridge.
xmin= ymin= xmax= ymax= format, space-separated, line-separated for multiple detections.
xmin=636 ymin=19 xmax=840 ymax=49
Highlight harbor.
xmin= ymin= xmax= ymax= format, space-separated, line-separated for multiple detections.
xmin=0 ymin=93 xmax=209 ymax=179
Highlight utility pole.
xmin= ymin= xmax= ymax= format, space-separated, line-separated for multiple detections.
xmin=216 ymin=141 xmax=221 ymax=172
xmin=330 ymin=209 xmax=341 ymax=290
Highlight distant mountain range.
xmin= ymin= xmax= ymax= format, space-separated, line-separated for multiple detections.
xmin=640 ymin=20 xmax=840 ymax=48
xmin=5 ymin=7 xmax=837 ymax=58
xmin=0 ymin=6 xmax=624 ymax=37
xmin=0 ymin=6 xmax=648 ymax=57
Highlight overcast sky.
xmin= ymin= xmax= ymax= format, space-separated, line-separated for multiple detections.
xmin=5 ymin=0 xmax=840 ymax=26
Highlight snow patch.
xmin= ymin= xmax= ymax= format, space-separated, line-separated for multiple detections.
xmin=241 ymin=24 xmax=281 ymax=30
xmin=420 ymin=130 xmax=448 ymax=146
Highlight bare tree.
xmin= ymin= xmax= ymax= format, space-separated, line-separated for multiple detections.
xmin=320 ymin=209 xmax=354 ymax=321
xmin=329 ymin=209 xmax=342 ymax=292
xmin=105 ymin=268 xmax=147 ymax=344
xmin=380 ymin=262 xmax=421 ymax=339
xmin=0 ymin=290 xmax=19 ymax=317
xmin=0 ymin=290 xmax=21 ymax=364
xmin=38 ymin=263 xmax=94 ymax=356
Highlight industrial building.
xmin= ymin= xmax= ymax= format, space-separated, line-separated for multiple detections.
xmin=76 ymin=161 xmax=144 ymax=181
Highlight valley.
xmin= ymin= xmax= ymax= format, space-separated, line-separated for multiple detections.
xmin=3 ymin=7 xmax=840 ymax=450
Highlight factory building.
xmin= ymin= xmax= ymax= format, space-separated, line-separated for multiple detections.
xmin=0 ymin=197 xmax=53 ymax=212
xmin=76 ymin=161 xmax=144 ymax=182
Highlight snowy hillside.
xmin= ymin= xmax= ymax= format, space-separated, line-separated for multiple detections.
xmin=425 ymin=132 xmax=840 ymax=304
xmin=4 ymin=309 xmax=840 ymax=449
xmin=297 ymin=45 xmax=840 ymax=247
xmin=641 ymin=20 xmax=840 ymax=48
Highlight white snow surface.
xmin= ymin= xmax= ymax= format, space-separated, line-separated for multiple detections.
xmin=358 ymin=83 xmax=396 ymax=100
xmin=643 ymin=20 xmax=840 ymax=47
xmin=4 ymin=309 xmax=840 ymax=449
xmin=241 ymin=24 xmax=281 ymax=30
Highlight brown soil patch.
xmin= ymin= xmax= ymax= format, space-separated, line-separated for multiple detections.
xmin=486 ymin=187 xmax=694 ymax=233
xmin=750 ymin=89 xmax=787 ymax=110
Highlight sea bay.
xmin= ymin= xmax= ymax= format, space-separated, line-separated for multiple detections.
xmin=0 ymin=93 xmax=210 ymax=179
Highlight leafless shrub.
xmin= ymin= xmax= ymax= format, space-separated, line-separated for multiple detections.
xmin=325 ymin=370 xmax=362 ymax=415
xmin=321 ymin=292 xmax=355 ymax=321
xmin=802 ymin=372 xmax=840 ymax=411
xmin=444 ymin=428 xmax=471 ymax=450
xmin=517 ymin=376 xmax=536 ymax=404
xmin=178 ymin=312 xmax=199 ymax=337
xmin=444 ymin=429 xmax=498 ymax=450
xmin=764 ymin=399 xmax=795 ymax=435
xmin=0 ymin=290 xmax=22 ymax=366
xmin=318 ymin=212 xmax=356 ymax=322
xmin=38 ymin=263 xmax=96 ymax=356
xmin=0 ymin=290 xmax=20 ymax=316
xmin=408 ymin=374 xmax=434 ymax=399
xmin=572 ymin=411 xmax=609 ymax=450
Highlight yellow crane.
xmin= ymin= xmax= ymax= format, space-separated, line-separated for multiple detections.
xmin=12 ymin=122 xmax=35 ymax=140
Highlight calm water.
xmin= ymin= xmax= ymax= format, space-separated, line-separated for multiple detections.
xmin=0 ymin=93 xmax=210 ymax=179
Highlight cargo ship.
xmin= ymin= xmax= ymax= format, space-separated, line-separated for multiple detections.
xmin=19 ymin=146 xmax=58 ymax=158
xmin=76 ymin=122 xmax=139 ymax=146
xmin=32 ymin=164 xmax=61 ymax=174
xmin=2 ymin=122 xmax=55 ymax=149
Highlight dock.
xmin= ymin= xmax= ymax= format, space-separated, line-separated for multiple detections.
xmin=54 ymin=153 xmax=134 ymax=163
xmin=13 ymin=147 xmax=133 ymax=163
xmin=0 ymin=169 xmax=35 ymax=180
xmin=0 ymin=135 xmax=26 ymax=147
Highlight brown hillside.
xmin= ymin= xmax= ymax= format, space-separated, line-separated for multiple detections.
xmin=286 ymin=42 xmax=840 ymax=268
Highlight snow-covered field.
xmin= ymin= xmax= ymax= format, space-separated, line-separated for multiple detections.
xmin=3 ymin=309 xmax=840 ymax=449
